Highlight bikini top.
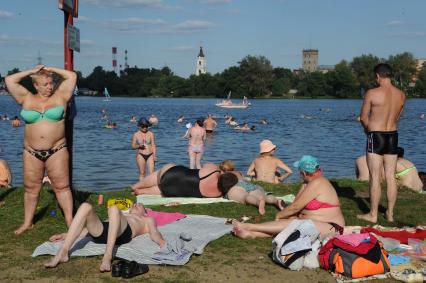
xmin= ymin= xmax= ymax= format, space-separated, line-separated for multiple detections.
xmin=304 ymin=198 xmax=339 ymax=211
xmin=138 ymin=136 xmax=152 ymax=145
xmin=395 ymin=166 xmax=416 ymax=179
xmin=20 ymin=106 xmax=65 ymax=124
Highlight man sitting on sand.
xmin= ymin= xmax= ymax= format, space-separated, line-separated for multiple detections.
xmin=44 ymin=202 xmax=165 ymax=272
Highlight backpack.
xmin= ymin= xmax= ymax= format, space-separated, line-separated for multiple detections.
xmin=272 ymin=219 xmax=320 ymax=271
xmin=319 ymin=233 xmax=390 ymax=278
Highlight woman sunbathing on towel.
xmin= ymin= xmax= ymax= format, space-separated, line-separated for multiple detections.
xmin=218 ymin=160 xmax=284 ymax=214
xmin=131 ymin=163 xmax=235 ymax=198
xmin=44 ymin=202 xmax=165 ymax=272
xmin=218 ymin=173 xmax=285 ymax=215
xmin=232 ymin=155 xmax=345 ymax=239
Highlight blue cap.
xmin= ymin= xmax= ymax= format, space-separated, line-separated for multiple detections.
xmin=293 ymin=155 xmax=320 ymax=173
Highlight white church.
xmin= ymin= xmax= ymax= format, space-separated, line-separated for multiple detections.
xmin=195 ymin=46 xmax=206 ymax=76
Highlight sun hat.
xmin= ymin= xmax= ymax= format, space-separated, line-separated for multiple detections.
xmin=293 ymin=155 xmax=320 ymax=173
xmin=259 ymin=139 xmax=276 ymax=154
xmin=185 ymin=122 xmax=192 ymax=129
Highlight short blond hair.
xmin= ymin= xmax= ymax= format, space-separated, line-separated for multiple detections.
xmin=219 ymin=160 xmax=235 ymax=172
xmin=30 ymin=69 xmax=53 ymax=84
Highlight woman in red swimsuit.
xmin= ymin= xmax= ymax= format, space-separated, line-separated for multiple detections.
xmin=233 ymin=155 xmax=345 ymax=239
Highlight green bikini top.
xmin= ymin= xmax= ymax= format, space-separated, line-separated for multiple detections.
xmin=20 ymin=106 xmax=65 ymax=124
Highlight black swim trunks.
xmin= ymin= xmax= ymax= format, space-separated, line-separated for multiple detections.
xmin=90 ymin=221 xmax=133 ymax=245
xmin=366 ymin=131 xmax=398 ymax=155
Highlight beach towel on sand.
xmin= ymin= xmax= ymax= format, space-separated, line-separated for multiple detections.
xmin=32 ymin=215 xmax=232 ymax=265
xmin=137 ymin=194 xmax=295 ymax=206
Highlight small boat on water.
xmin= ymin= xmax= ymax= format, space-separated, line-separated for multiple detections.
xmin=215 ymin=92 xmax=250 ymax=109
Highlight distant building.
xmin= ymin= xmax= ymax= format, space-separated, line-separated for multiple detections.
xmin=416 ymin=59 xmax=425 ymax=72
xmin=195 ymin=46 xmax=206 ymax=76
xmin=317 ymin=64 xmax=335 ymax=74
xmin=302 ymin=49 xmax=318 ymax=72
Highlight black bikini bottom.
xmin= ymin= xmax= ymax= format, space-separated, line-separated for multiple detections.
xmin=24 ymin=143 xmax=67 ymax=162
xmin=139 ymin=152 xmax=153 ymax=162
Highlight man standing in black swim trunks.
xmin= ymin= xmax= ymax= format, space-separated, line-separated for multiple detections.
xmin=357 ymin=63 xmax=405 ymax=223
xmin=44 ymin=202 xmax=165 ymax=272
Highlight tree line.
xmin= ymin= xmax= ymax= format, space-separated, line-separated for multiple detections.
xmin=2 ymin=52 xmax=426 ymax=98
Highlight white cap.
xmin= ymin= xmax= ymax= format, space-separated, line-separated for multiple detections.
xmin=185 ymin=123 xmax=192 ymax=129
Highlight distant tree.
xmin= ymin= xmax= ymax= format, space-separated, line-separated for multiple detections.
xmin=387 ymin=52 xmax=416 ymax=92
xmin=327 ymin=60 xmax=358 ymax=98
xmin=85 ymin=66 xmax=107 ymax=94
xmin=219 ymin=66 xmax=245 ymax=97
xmin=414 ymin=67 xmax=426 ymax=98
xmin=296 ymin=71 xmax=329 ymax=98
xmin=350 ymin=54 xmax=381 ymax=90
xmin=238 ymin=55 xmax=274 ymax=97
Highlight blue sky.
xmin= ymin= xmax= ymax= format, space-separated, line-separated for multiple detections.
xmin=1 ymin=0 xmax=425 ymax=78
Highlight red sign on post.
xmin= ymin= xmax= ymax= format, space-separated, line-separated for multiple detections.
xmin=59 ymin=0 xmax=79 ymax=17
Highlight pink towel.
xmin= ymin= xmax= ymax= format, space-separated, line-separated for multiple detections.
xmin=145 ymin=209 xmax=186 ymax=226
xmin=335 ymin=233 xmax=371 ymax=247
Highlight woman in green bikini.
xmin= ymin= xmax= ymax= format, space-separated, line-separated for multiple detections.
xmin=5 ymin=65 xmax=77 ymax=235
xmin=356 ymin=147 xmax=424 ymax=192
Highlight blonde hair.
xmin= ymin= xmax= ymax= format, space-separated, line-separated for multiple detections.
xmin=219 ymin=160 xmax=235 ymax=172
xmin=30 ymin=69 xmax=53 ymax=84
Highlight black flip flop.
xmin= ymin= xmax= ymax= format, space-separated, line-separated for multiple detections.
xmin=121 ymin=261 xmax=149 ymax=279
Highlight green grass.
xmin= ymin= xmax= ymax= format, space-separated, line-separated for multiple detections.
xmin=0 ymin=180 xmax=424 ymax=282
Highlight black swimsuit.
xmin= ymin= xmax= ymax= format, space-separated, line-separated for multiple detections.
xmin=366 ymin=131 xmax=398 ymax=155
xmin=159 ymin=166 xmax=220 ymax=198
xmin=90 ymin=221 xmax=133 ymax=245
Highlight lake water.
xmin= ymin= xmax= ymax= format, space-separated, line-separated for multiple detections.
xmin=0 ymin=96 xmax=425 ymax=192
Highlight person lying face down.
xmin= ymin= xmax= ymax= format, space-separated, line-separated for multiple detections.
xmin=44 ymin=202 xmax=165 ymax=272
xmin=131 ymin=163 xmax=236 ymax=198
xmin=218 ymin=172 xmax=284 ymax=215
xmin=233 ymin=155 xmax=345 ymax=240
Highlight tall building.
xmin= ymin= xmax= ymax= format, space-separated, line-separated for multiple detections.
xmin=302 ymin=49 xmax=318 ymax=72
xmin=195 ymin=46 xmax=206 ymax=76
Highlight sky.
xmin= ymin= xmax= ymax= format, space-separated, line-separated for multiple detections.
xmin=1 ymin=0 xmax=426 ymax=78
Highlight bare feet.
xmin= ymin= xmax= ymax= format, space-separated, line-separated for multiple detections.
xmin=356 ymin=213 xmax=377 ymax=223
xmin=44 ymin=249 xmax=69 ymax=268
xmin=14 ymin=223 xmax=34 ymax=235
xmin=385 ymin=210 xmax=394 ymax=222
xmin=258 ymin=199 xmax=266 ymax=215
xmin=232 ymin=221 xmax=256 ymax=239
xmin=99 ymin=258 xmax=112 ymax=273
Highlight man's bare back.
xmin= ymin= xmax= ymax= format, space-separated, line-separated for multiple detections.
xmin=204 ymin=117 xmax=217 ymax=131
xmin=361 ymin=85 xmax=405 ymax=132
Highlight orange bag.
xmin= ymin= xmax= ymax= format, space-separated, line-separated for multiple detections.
xmin=329 ymin=242 xmax=390 ymax=278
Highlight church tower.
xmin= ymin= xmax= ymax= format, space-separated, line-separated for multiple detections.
xmin=195 ymin=46 xmax=206 ymax=76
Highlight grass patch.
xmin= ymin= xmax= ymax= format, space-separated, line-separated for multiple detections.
xmin=0 ymin=180 xmax=424 ymax=282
